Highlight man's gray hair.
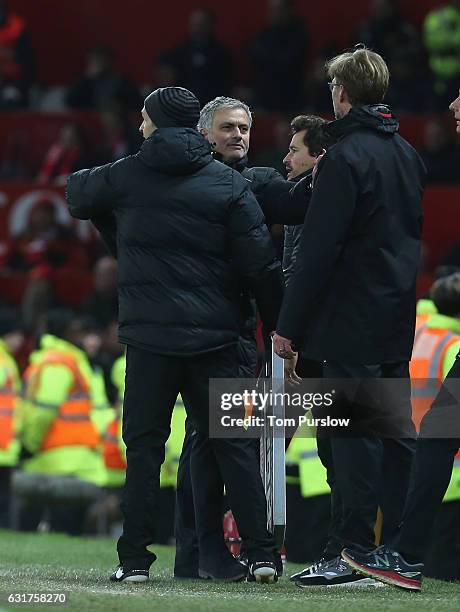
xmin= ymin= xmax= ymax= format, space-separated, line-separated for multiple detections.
xmin=198 ymin=96 xmax=253 ymax=131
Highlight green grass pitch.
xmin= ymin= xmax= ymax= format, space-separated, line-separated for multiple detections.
xmin=0 ymin=530 xmax=459 ymax=611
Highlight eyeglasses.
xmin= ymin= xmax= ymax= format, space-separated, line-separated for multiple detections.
xmin=327 ymin=81 xmax=343 ymax=92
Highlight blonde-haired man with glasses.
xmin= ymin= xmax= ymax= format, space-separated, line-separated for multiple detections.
xmin=273 ymin=45 xmax=427 ymax=587
xmin=342 ymin=88 xmax=460 ymax=592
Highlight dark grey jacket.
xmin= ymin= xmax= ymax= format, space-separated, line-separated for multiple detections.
xmin=282 ymin=170 xmax=312 ymax=287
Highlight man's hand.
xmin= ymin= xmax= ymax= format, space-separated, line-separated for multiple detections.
xmin=284 ymin=353 xmax=302 ymax=385
xmin=272 ymin=332 xmax=296 ymax=359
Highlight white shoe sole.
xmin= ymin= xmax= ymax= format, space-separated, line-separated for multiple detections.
xmin=342 ymin=553 xmax=421 ymax=592
xmin=253 ymin=567 xmax=276 ymax=583
xmin=296 ymin=578 xmax=385 ymax=588
xmin=123 ymin=575 xmax=149 ymax=583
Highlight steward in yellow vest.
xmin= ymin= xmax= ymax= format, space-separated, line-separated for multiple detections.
xmin=410 ymin=311 xmax=460 ymax=502
xmin=0 ymin=339 xmax=22 ymax=466
xmin=21 ymin=332 xmax=106 ymax=485
xmin=0 ymin=315 xmax=24 ymax=527
xmin=408 ymin=273 xmax=460 ymax=580
xmin=424 ymin=3 xmax=460 ymax=95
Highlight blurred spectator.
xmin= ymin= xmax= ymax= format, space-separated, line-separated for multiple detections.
xmin=248 ymin=0 xmax=308 ymax=111
xmin=66 ymin=45 xmax=141 ymax=112
xmin=439 ymin=244 xmax=460 ymax=269
xmin=0 ymin=128 xmax=29 ymax=179
xmin=98 ymin=108 xmax=141 ymax=162
xmin=81 ymin=256 xmax=118 ymax=330
xmin=423 ymin=1 xmax=460 ymax=109
xmin=356 ymin=0 xmax=420 ymax=62
xmin=157 ymin=8 xmax=233 ymax=105
xmin=93 ymin=319 xmax=124 ymax=406
xmin=251 ymin=117 xmax=291 ymax=174
xmin=1 ymin=197 xmax=89 ymax=334
xmin=3 ymin=197 xmax=86 ymax=273
xmin=36 ymin=122 xmax=95 ymax=186
xmin=0 ymin=1 xmax=35 ymax=108
xmin=355 ymin=0 xmax=426 ymax=112
xmin=419 ymin=118 xmax=460 ymax=183
xmin=304 ymin=45 xmax=340 ymax=113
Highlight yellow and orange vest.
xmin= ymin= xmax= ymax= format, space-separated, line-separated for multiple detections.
xmin=0 ymin=360 xmax=15 ymax=451
xmin=410 ymin=326 xmax=460 ymax=431
xmin=23 ymin=350 xmax=100 ymax=451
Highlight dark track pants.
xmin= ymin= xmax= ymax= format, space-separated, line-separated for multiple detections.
xmin=315 ymin=361 xmax=416 ymax=554
xmin=117 ymin=345 xmax=274 ymax=571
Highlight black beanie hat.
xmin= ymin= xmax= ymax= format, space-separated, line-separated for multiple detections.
xmin=144 ymin=87 xmax=200 ymax=129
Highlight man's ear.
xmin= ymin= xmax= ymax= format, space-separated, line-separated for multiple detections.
xmin=339 ymin=86 xmax=349 ymax=105
xmin=200 ymin=128 xmax=209 ymax=140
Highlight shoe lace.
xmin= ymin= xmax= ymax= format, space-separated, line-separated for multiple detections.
xmin=331 ymin=556 xmax=348 ymax=571
xmin=307 ymin=556 xmax=328 ymax=573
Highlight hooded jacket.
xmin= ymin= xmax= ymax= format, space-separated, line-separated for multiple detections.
xmin=277 ymin=105 xmax=426 ymax=363
xmin=67 ymin=128 xmax=283 ymax=356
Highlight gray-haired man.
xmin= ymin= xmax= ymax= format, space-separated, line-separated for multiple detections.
xmin=198 ymin=96 xmax=309 ymax=227
xmin=175 ymin=96 xmax=312 ymax=581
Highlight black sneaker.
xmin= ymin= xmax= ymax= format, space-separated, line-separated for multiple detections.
xmin=341 ymin=546 xmax=423 ymax=591
xmin=110 ymin=565 xmax=149 ymax=583
xmin=239 ymin=551 xmax=283 ymax=577
xmin=247 ymin=561 xmax=278 ymax=584
xmin=294 ymin=556 xmax=383 ymax=588
xmin=289 ymin=557 xmax=328 ymax=582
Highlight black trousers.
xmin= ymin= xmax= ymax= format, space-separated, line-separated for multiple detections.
xmin=174 ymin=419 xmax=231 ymax=576
xmin=315 ymin=361 xmax=416 ymax=554
xmin=174 ymin=334 xmax=260 ymax=574
xmin=118 ymin=345 xmax=274 ymax=571
xmin=173 ymin=419 xmax=200 ymax=576
xmin=397 ymin=352 xmax=460 ymax=566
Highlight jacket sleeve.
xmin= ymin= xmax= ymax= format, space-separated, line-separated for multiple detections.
xmin=283 ymin=225 xmax=303 ymax=287
xmin=253 ymin=169 xmax=312 ymax=226
xmin=228 ymin=175 xmax=284 ymax=334
xmin=66 ymin=163 xmax=119 ymax=220
xmin=91 ymin=212 xmax=118 ymax=258
xmin=282 ymin=226 xmax=294 ymax=283
xmin=276 ymin=151 xmax=358 ymax=346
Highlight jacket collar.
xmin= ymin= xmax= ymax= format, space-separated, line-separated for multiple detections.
xmin=212 ymin=151 xmax=248 ymax=173
xmin=290 ymin=169 xmax=312 ymax=183
xmin=138 ymin=128 xmax=212 ymax=176
xmin=324 ymin=104 xmax=399 ymax=140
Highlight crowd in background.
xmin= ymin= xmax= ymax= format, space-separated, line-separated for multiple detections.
xmin=0 ymin=2 xmax=460 ymax=581
xmin=0 ymin=0 xmax=459 ymax=373
xmin=0 ymin=1 xmax=460 ymax=184
xmin=2 ymin=0 xmax=460 ymax=113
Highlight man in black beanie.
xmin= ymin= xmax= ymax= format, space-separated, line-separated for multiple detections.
xmin=66 ymin=86 xmax=283 ymax=583
xmin=143 ymin=86 xmax=201 ymax=129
